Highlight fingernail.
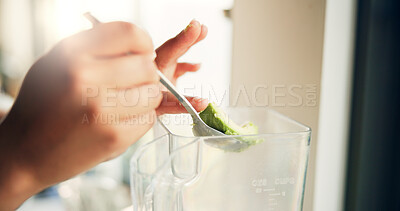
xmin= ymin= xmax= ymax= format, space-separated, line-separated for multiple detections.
xmin=184 ymin=19 xmax=198 ymax=32
xmin=184 ymin=23 xmax=193 ymax=32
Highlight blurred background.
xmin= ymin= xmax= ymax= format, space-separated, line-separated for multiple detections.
xmin=1 ymin=0 xmax=234 ymax=210
xmin=0 ymin=0 xmax=399 ymax=210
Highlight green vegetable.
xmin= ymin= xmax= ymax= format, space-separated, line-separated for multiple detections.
xmin=199 ymin=103 xmax=262 ymax=146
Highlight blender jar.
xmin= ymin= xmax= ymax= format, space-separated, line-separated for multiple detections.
xmin=130 ymin=107 xmax=311 ymax=211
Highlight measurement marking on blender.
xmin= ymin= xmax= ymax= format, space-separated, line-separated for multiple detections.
xmin=269 ymin=191 xmax=286 ymax=196
xmin=263 ymin=188 xmax=275 ymax=192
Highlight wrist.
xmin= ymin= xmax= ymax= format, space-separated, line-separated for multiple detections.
xmin=0 ymin=121 xmax=42 ymax=210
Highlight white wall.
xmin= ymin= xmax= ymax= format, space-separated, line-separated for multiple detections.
xmin=0 ymin=0 xmax=34 ymax=78
xmin=313 ymin=0 xmax=357 ymax=210
xmin=230 ymin=0 xmax=326 ymax=210
xmin=139 ymin=0 xmax=233 ymax=106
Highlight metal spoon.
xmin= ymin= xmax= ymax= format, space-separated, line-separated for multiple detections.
xmin=156 ymin=70 xmax=224 ymax=137
xmin=157 ymin=70 xmax=249 ymax=151
xmin=84 ymin=13 xmax=248 ymax=151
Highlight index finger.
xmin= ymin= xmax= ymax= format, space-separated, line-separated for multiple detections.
xmin=64 ymin=21 xmax=154 ymax=57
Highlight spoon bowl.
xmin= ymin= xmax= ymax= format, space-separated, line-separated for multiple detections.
xmin=157 ymin=71 xmax=249 ymax=151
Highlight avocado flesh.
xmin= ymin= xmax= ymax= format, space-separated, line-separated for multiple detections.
xmin=199 ymin=103 xmax=262 ymax=146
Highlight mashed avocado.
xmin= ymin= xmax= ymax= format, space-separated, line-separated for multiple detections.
xmin=199 ymin=103 xmax=262 ymax=146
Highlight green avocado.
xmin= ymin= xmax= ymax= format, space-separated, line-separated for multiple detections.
xmin=199 ymin=103 xmax=262 ymax=146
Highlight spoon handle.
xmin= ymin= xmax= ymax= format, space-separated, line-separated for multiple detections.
xmin=157 ymin=70 xmax=200 ymax=119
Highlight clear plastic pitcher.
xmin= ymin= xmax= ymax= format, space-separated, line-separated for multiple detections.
xmin=130 ymin=107 xmax=311 ymax=211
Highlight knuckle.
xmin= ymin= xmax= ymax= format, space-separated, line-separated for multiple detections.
xmin=54 ymin=37 xmax=78 ymax=59
xmin=116 ymin=21 xmax=138 ymax=36
xmin=114 ymin=22 xmax=153 ymax=51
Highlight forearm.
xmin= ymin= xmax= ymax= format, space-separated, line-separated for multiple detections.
xmin=0 ymin=122 xmax=40 ymax=211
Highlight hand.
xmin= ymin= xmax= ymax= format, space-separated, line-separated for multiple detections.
xmin=0 ymin=20 xmax=210 ymax=210
xmin=155 ymin=20 xmax=208 ymax=84
xmin=0 ymin=22 xmax=160 ymax=210
xmin=154 ymin=20 xmax=209 ymax=115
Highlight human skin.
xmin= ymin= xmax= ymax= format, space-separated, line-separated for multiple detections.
xmin=0 ymin=20 xmax=207 ymax=210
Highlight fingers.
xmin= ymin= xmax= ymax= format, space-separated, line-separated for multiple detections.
xmin=79 ymin=54 xmax=162 ymax=118
xmin=175 ymin=63 xmax=201 ymax=78
xmin=80 ymin=55 xmax=159 ymax=89
xmin=156 ymin=91 xmax=208 ymax=115
xmin=99 ymin=84 xmax=163 ymax=119
xmin=176 ymin=63 xmax=201 ymax=72
xmin=63 ymin=21 xmax=154 ymax=57
xmin=61 ymin=21 xmax=164 ymax=123
xmin=155 ymin=20 xmax=207 ymax=70
xmin=195 ymin=24 xmax=208 ymax=43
